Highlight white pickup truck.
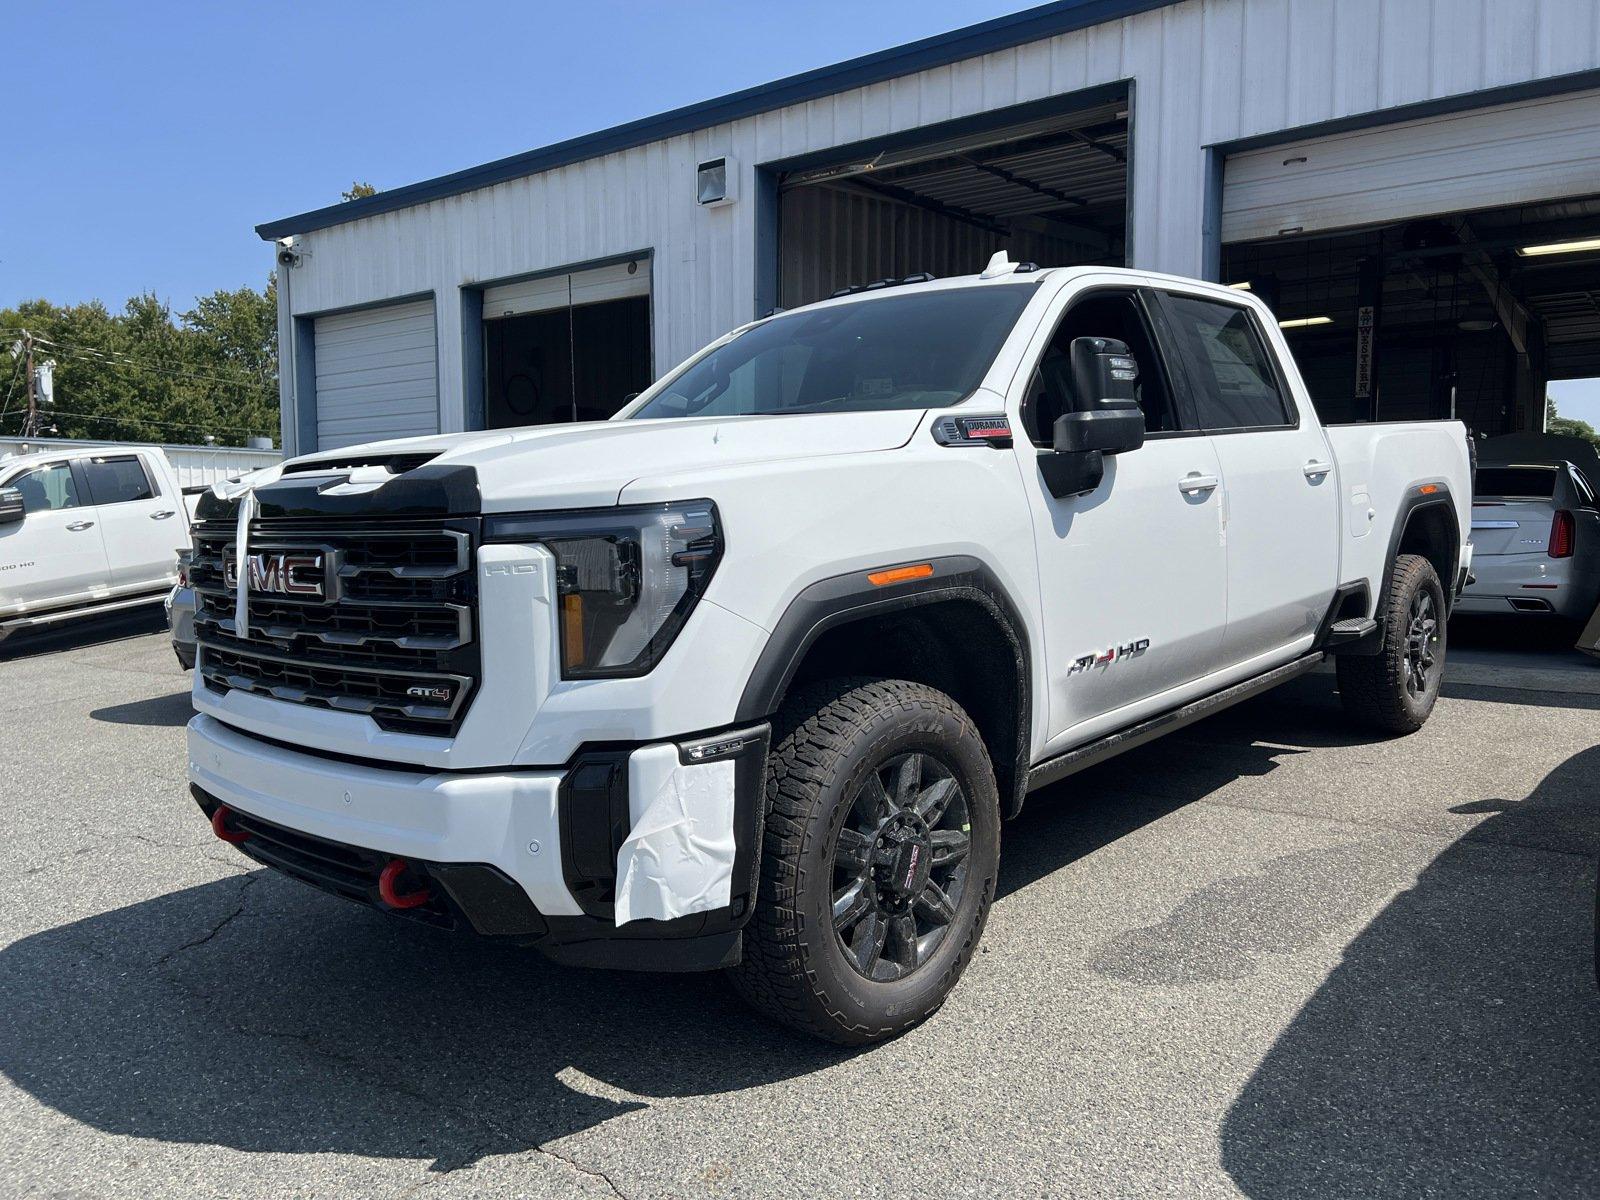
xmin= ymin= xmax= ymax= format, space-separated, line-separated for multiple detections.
xmin=185 ymin=260 xmax=1473 ymax=1043
xmin=0 ymin=445 xmax=193 ymax=641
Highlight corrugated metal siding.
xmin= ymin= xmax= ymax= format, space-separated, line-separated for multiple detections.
xmin=276 ymin=0 xmax=1600 ymax=452
xmin=1223 ymin=85 xmax=1600 ymax=242
xmin=313 ymin=299 xmax=439 ymax=450
xmin=779 ymin=183 xmax=1107 ymax=307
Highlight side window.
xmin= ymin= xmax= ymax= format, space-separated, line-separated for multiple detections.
xmin=8 ymin=463 xmax=82 ymax=513
xmin=1572 ymin=468 xmax=1598 ymax=509
xmin=1024 ymin=290 xmax=1179 ymax=446
xmin=81 ymin=455 xmax=156 ymax=505
xmin=1162 ymin=294 xmax=1293 ymax=431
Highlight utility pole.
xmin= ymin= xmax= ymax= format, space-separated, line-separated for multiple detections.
xmin=17 ymin=330 xmax=42 ymax=439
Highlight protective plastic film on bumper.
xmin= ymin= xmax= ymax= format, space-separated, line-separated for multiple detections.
xmin=614 ymin=745 xmax=738 ymax=925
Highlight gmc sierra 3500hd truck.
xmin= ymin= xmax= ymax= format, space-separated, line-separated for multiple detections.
xmin=186 ymin=258 xmax=1473 ymax=1044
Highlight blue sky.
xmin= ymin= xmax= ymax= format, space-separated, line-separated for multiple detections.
xmin=6 ymin=1 xmax=1600 ymax=428
xmin=1 ymin=1 xmax=1023 ymax=312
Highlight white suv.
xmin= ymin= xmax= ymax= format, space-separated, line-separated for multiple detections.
xmin=185 ymin=260 xmax=1472 ymax=1042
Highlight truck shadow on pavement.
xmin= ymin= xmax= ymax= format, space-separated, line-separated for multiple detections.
xmin=0 ymin=605 xmax=167 ymax=661
xmin=0 ymin=868 xmax=854 ymax=1171
xmin=1218 ymin=742 xmax=1600 ymax=1197
xmin=90 ymin=690 xmax=195 ymax=727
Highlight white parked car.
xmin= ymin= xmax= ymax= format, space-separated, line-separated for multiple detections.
xmin=0 ymin=445 xmax=193 ymax=640
xmin=184 ymin=260 xmax=1473 ymax=1042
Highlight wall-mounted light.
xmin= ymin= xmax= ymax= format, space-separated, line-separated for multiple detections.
xmin=696 ymin=156 xmax=738 ymax=207
xmin=1279 ymin=316 xmax=1333 ymax=329
xmin=1515 ymin=236 xmax=1600 ymax=257
xmin=1226 ymin=281 xmax=1252 ymax=291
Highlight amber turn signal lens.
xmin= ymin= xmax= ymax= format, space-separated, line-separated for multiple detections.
xmin=867 ymin=563 xmax=934 ymax=587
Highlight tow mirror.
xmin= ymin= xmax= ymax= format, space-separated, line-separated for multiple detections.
xmin=1039 ymin=337 xmax=1146 ymax=499
xmin=0 ymin=487 xmax=23 ymax=525
xmin=1052 ymin=337 xmax=1146 ymax=455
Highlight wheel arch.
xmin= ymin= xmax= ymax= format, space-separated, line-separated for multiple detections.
xmin=735 ymin=557 xmax=1033 ymax=818
xmin=1385 ymin=488 xmax=1462 ymax=617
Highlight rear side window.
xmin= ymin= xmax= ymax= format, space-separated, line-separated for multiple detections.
xmin=81 ymin=455 xmax=156 ymax=505
xmin=1475 ymin=467 xmax=1557 ymax=499
xmin=8 ymin=462 xmax=81 ymax=513
xmin=1571 ymin=468 xmax=1597 ymax=508
xmin=1163 ymin=294 xmax=1293 ymax=431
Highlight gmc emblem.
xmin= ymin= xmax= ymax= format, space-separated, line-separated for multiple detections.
xmin=224 ymin=552 xmax=326 ymax=599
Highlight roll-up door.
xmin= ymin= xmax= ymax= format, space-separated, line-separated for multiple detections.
xmin=313 ymin=298 xmax=439 ymax=450
xmin=482 ymin=260 xmax=649 ymax=319
xmin=481 ymin=259 xmax=652 ymax=428
xmin=1222 ymin=88 xmax=1600 ymax=244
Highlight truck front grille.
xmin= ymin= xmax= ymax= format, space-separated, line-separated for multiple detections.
xmin=191 ymin=518 xmax=480 ymax=737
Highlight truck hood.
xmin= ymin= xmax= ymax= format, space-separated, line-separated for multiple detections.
xmin=288 ymin=410 xmax=925 ymax=509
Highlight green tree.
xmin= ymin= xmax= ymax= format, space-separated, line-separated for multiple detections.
xmin=0 ymin=277 xmax=279 ymax=446
xmin=1545 ymin=396 xmax=1600 ymax=449
xmin=342 ymin=181 xmax=377 ymax=201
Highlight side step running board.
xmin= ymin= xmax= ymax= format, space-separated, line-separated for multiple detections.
xmin=0 ymin=592 xmax=167 ymax=642
xmin=1323 ymin=616 xmax=1378 ymax=646
xmin=1025 ymin=653 xmax=1325 ymax=793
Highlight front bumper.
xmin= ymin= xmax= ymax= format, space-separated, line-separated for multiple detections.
xmin=166 ymin=584 xmax=196 ymax=668
xmin=187 ymin=713 xmax=769 ymax=971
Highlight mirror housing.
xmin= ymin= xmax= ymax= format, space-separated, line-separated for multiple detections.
xmin=1053 ymin=336 xmax=1146 ymax=455
xmin=1038 ymin=448 xmax=1104 ymax=499
xmin=0 ymin=487 xmax=23 ymax=525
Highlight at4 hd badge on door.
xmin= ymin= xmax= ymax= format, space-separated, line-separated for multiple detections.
xmin=1067 ymin=639 xmax=1150 ymax=676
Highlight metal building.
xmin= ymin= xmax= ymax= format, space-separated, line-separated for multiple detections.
xmin=258 ymin=0 xmax=1600 ymax=455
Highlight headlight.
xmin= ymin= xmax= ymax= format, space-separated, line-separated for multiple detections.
xmin=484 ymin=501 xmax=722 ymax=679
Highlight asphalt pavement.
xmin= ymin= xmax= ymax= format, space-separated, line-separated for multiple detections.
xmin=1 ymin=608 xmax=1596 ymax=1198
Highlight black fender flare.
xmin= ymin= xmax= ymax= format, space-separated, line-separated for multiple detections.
xmin=734 ymin=555 xmax=1034 ymax=816
xmin=1377 ymin=485 xmax=1463 ymax=620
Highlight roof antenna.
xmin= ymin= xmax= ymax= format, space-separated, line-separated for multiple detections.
xmin=980 ymin=250 xmax=1018 ymax=280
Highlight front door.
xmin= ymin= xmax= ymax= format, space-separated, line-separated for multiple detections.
xmin=1013 ymin=283 xmax=1229 ymax=755
xmin=78 ymin=453 xmax=181 ymax=589
xmin=1155 ymin=288 xmax=1339 ymax=666
xmin=0 ymin=460 xmax=109 ymax=611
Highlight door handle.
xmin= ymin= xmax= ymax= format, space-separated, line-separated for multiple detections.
xmin=1303 ymin=460 xmax=1333 ymax=479
xmin=67 ymin=520 xmax=96 ymax=532
xmin=151 ymin=509 xmax=176 ymax=520
xmin=1178 ymin=472 xmax=1219 ymax=494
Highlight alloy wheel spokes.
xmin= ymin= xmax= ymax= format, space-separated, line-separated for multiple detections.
xmin=929 ymin=828 xmax=970 ymax=867
xmin=832 ymin=749 xmax=973 ymax=980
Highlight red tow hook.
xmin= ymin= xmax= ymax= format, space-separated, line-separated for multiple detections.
xmin=211 ymin=805 xmax=250 ymax=844
xmin=378 ymin=858 xmax=432 ymax=909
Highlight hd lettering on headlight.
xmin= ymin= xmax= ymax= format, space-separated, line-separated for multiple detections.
xmin=484 ymin=501 xmax=722 ymax=679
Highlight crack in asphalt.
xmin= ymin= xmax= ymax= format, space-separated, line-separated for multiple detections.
xmin=154 ymin=873 xmax=259 ymax=965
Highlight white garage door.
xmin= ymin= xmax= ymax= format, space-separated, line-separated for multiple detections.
xmin=1223 ymin=87 xmax=1600 ymax=244
xmin=313 ymin=299 xmax=439 ymax=451
xmin=481 ymin=260 xmax=649 ymax=319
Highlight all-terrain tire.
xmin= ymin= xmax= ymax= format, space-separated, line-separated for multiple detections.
xmin=728 ymin=677 xmax=1001 ymax=1045
xmin=1337 ymin=553 xmax=1447 ymax=734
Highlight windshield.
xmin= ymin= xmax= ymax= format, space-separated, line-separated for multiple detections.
xmin=631 ymin=284 xmax=1037 ymax=420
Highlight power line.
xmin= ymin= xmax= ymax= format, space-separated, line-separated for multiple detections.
xmin=8 ymin=331 xmax=273 ymax=392
xmin=3 ymin=405 xmax=272 ymax=439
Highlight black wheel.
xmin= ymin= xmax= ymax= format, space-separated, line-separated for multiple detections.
xmin=1337 ymin=553 xmax=1447 ymax=733
xmin=729 ymin=677 xmax=1000 ymax=1044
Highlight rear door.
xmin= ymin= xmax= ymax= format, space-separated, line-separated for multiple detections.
xmin=1013 ymin=281 xmax=1230 ymax=752
xmin=78 ymin=452 xmax=181 ymax=589
xmin=1155 ymin=288 xmax=1339 ymax=668
xmin=0 ymin=460 xmax=109 ymax=610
